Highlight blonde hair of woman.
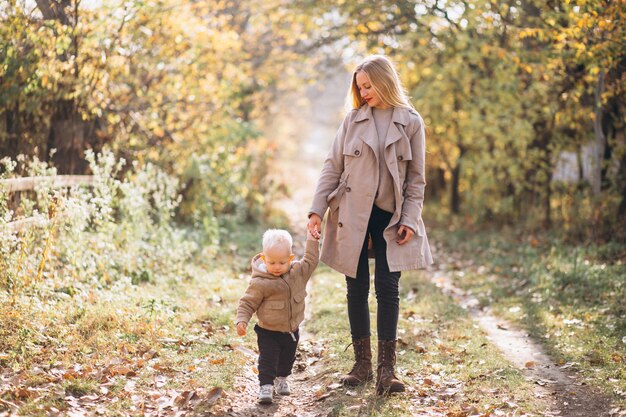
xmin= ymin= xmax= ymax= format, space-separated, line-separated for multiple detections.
xmin=348 ymin=55 xmax=414 ymax=110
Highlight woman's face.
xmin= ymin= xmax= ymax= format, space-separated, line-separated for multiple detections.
xmin=356 ymin=71 xmax=385 ymax=108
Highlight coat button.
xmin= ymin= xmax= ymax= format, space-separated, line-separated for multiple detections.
xmin=338 ymin=222 xmax=343 ymax=227
xmin=346 ymin=187 xmax=351 ymax=192
xmin=398 ymin=155 xmax=403 ymax=161
xmin=354 ymin=150 xmax=360 ymax=156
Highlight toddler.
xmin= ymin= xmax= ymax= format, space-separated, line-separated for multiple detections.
xmin=236 ymin=228 xmax=319 ymax=404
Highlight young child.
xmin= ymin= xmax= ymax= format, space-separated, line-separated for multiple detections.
xmin=236 ymin=228 xmax=320 ymax=404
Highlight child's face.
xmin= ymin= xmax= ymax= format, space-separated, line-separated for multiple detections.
xmin=261 ymin=245 xmax=294 ymax=277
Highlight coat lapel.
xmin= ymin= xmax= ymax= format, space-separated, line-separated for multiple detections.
xmin=354 ymin=105 xmax=379 ymax=159
xmin=384 ymin=106 xmax=410 ymax=148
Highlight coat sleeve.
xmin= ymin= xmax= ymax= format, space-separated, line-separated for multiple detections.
xmin=236 ymin=281 xmax=263 ymax=325
xmin=400 ymin=114 xmax=426 ymax=232
xmin=291 ymin=239 xmax=320 ymax=281
xmin=308 ymin=113 xmax=351 ymax=218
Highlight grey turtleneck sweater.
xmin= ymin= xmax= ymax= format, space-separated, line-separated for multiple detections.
xmin=372 ymin=107 xmax=395 ymax=213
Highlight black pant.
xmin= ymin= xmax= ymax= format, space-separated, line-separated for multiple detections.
xmin=255 ymin=325 xmax=299 ymax=386
xmin=346 ymin=205 xmax=401 ymax=341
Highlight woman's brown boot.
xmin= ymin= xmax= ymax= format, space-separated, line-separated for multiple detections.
xmin=376 ymin=339 xmax=406 ymax=394
xmin=340 ymin=337 xmax=374 ymax=386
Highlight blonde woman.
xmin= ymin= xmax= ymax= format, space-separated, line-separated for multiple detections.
xmin=307 ymin=55 xmax=433 ymax=395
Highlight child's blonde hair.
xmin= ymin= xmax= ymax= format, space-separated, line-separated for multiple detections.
xmin=348 ymin=55 xmax=413 ymax=110
xmin=262 ymin=229 xmax=293 ymax=253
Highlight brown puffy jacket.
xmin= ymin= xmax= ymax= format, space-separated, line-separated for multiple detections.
xmin=236 ymin=239 xmax=319 ymax=333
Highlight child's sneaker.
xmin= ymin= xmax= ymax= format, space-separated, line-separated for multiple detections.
xmin=275 ymin=376 xmax=290 ymax=395
xmin=258 ymin=384 xmax=273 ymax=404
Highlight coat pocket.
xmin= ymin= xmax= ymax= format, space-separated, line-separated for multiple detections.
xmin=343 ymin=140 xmax=363 ymax=158
xmin=293 ymin=290 xmax=307 ymax=303
xmin=327 ymin=175 xmax=349 ymax=212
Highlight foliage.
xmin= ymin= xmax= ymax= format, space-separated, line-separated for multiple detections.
xmin=0 ymin=0 xmax=319 ymax=226
xmin=294 ymin=0 xmax=626 ymax=236
xmin=0 ymin=150 xmax=207 ymax=297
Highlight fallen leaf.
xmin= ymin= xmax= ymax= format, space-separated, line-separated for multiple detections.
xmin=175 ymin=390 xmax=198 ymax=408
xmin=204 ymin=387 xmax=223 ymax=405
xmin=210 ymin=358 xmax=225 ymax=365
xmin=155 ymin=375 xmax=167 ymax=388
xmin=143 ymin=349 xmax=159 ymax=360
xmin=14 ymin=387 xmax=37 ymax=399
xmin=315 ymin=392 xmax=332 ymax=401
xmin=414 ymin=343 xmax=427 ymax=353
xmin=124 ymin=380 xmax=136 ymax=392
xmin=535 ymin=379 xmax=557 ymax=386
xmin=234 ymin=345 xmax=257 ymax=357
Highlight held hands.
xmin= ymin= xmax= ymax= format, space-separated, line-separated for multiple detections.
xmin=236 ymin=322 xmax=247 ymax=336
xmin=396 ymin=225 xmax=415 ymax=245
xmin=306 ymin=229 xmax=320 ymax=241
xmin=307 ymin=214 xmax=322 ymax=240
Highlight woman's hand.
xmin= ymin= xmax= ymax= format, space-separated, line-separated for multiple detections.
xmin=307 ymin=214 xmax=322 ymax=239
xmin=396 ymin=225 xmax=415 ymax=245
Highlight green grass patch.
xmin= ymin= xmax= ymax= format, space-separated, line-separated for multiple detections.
xmin=303 ymin=264 xmax=544 ymax=416
xmin=432 ymin=225 xmax=626 ymax=407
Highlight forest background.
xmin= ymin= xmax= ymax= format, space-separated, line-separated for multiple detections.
xmin=0 ymin=0 xmax=625 ymax=416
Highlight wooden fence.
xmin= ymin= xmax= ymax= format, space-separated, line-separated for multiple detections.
xmin=1 ymin=175 xmax=94 ymax=232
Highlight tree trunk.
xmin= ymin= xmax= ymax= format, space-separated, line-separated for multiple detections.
xmin=35 ymin=0 xmax=93 ymax=174
xmin=590 ymin=70 xmax=607 ymax=195
xmin=451 ymin=146 xmax=465 ymax=215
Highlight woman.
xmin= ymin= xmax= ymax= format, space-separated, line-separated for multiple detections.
xmin=307 ymin=55 xmax=433 ymax=395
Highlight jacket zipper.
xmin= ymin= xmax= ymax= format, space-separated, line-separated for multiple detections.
xmin=280 ymin=276 xmax=296 ymax=341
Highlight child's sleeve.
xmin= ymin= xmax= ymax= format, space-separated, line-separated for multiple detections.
xmin=293 ymin=238 xmax=320 ymax=281
xmin=236 ymin=281 xmax=263 ymax=326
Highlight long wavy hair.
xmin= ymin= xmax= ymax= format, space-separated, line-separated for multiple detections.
xmin=348 ymin=55 xmax=413 ymax=110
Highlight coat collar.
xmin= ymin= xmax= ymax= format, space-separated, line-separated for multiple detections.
xmin=354 ymin=104 xmax=411 ymax=126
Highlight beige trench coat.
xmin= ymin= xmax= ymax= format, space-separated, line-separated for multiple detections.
xmin=309 ymin=104 xmax=433 ymax=278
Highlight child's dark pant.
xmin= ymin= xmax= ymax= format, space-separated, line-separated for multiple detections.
xmin=345 ymin=204 xmax=401 ymax=341
xmin=255 ymin=325 xmax=299 ymax=386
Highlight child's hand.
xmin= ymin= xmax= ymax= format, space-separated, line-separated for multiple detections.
xmin=307 ymin=229 xmax=320 ymax=240
xmin=236 ymin=322 xmax=247 ymax=336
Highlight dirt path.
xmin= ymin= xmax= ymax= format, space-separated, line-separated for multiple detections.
xmin=430 ymin=268 xmax=614 ymax=417
xmin=213 ymin=70 xmax=351 ymax=417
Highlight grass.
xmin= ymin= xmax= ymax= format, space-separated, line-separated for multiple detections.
xmin=430 ymin=224 xmax=626 ymax=408
xmin=4 ymin=215 xmax=622 ymax=415
xmin=0 ymin=222 xmax=268 ymax=416
xmin=301 ymin=264 xmax=545 ymax=416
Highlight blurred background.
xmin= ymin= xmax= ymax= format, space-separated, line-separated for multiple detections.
xmin=1 ymin=0 xmax=625 ymax=272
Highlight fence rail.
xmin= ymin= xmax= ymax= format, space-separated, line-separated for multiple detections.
xmin=0 ymin=175 xmax=93 ymax=192
xmin=2 ymin=175 xmax=94 ymax=232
